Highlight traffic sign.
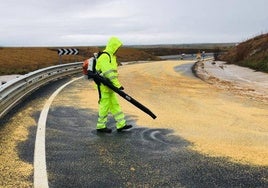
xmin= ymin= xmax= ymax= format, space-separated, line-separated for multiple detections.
xmin=58 ymin=48 xmax=79 ymax=56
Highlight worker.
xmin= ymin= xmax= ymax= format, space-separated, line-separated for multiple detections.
xmin=95 ymin=37 xmax=132 ymax=133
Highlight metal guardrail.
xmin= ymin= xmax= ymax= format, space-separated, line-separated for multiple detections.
xmin=0 ymin=62 xmax=83 ymax=119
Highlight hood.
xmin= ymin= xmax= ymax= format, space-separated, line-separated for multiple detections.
xmin=105 ymin=37 xmax=122 ymax=55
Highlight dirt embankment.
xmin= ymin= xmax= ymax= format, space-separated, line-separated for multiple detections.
xmin=220 ymin=33 xmax=268 ymax=72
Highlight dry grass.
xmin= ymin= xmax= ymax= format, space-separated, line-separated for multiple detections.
xmin=0 ymin=43 xmax=235 ymax=76
xmin=0 ymin=47 xmax=159 ymax=75
xmin=0 ymin=47 xmax=91 ymax=75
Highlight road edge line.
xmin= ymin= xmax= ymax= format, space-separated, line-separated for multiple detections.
xmin=34 ymin=76 xmax=82 ymax=188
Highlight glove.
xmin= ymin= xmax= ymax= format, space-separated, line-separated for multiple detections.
xmin=119 ymin=86 xmax=124 ymax=90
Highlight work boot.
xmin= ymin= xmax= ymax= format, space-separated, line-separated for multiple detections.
xmin=117 ymin=125 xmax=132 ymax=132
xmin=97 ymin=127 xmax=112 ymax=133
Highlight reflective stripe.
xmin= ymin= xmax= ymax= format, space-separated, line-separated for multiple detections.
xmin=98 ymin=117 xmax=107 ymax=123
xmin=97 ymin=121 xmax=105 ymax=125
xmin=116 ymin=117 xmax=125 ymax=123
xmin=97 ymin=114 xmax=107 ymax=128
xmin=97 ymin=122 xmax=106 ymax=129
xmin=108 ymin=76 xmax=117 ymax=80
xmin=116 ymin=118 xmax=126 ymax=129
xmin=97 ymin=115 xmax=107 ymax=129
xmin=97 ymin=118 xmax=106 ymax=123
xmin=114 ymin=111 xmax=126 ymax=128
xmin=114 ymin=112 xmax=123 ymax=118
xmin=98 ymin=115 xmax=108 ymax=119
xmin=103 ymin=69 xmax=117 ymax=77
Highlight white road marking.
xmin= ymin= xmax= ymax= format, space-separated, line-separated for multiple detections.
xmin=34 ymin=76 xmax=82 ymax=188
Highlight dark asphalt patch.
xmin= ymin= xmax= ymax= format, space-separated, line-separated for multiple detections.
xmin=174 ymin=63 xmax=195 ymax=78
xmin=39 ymin=106 xmax=268 ymax=188
xmin=12 ymin=76 xmax=79 ymax=186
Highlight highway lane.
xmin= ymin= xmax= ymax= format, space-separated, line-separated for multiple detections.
xmin=0 ymin=60 xmax=268 ymax=187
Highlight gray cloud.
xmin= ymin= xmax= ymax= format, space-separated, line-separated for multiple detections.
xmin=0 ymin=0 xmax=267 ymax=46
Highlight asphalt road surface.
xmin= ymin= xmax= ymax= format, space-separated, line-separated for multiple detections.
xmin=0 ymin=60 xmax=267 ymax=187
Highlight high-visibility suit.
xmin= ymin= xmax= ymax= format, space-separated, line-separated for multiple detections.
xmin=95 ymin=37 xmax=126 ymax=130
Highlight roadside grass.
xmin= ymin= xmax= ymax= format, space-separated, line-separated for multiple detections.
xmin=0 ymin=47 xmax=85 ymax=75
xmin=0 ymin=47 xmax=160 ymax=75
xmin=3 ymin=41 xmax=263 ymax=76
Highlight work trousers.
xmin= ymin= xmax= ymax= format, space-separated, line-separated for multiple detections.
xmin=97 ymin=91 xmax=126 ymax=129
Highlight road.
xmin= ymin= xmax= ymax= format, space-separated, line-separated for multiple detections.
xmin=0 ymin=60 xmax=267 ymax=187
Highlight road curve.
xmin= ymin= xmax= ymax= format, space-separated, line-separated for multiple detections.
xmin=0 ymin=60 xmax=267 ymax=187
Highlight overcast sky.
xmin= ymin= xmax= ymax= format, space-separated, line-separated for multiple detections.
xmin=1 ymin=0 xmax=267 ymax=46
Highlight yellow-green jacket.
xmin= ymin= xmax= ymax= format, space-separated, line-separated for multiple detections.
xmin=96 ymin=37 xmax=122 ymax=92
